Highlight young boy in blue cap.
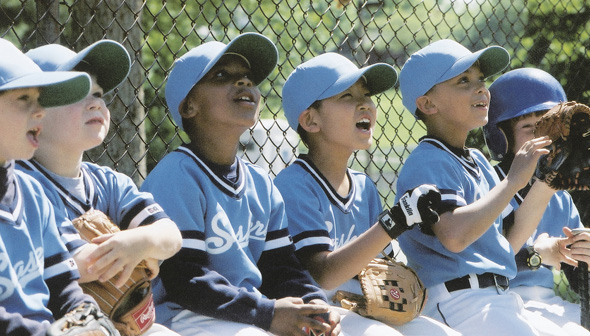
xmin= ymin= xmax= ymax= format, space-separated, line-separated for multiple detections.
xmin=140 ymin=33 xmax=341 ymax=336
xmin=396 ymin=39 xmax=566 ymax=335
xmin=484 ymin=67 xmax=590 ymax=335
xmin=21 ymin=40 xmax=182 ymax=336
xmin=0 ymin=38 xmax=117 ymax=335
xmin=275 ymin=52 xmax=461 ymax=336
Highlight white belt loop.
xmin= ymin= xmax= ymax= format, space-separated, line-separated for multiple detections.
xmin=468 ymin=273 xmax=479 ymax=289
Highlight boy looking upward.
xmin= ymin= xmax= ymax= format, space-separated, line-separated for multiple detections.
xmin=141 ymin=33 xmax=341 ymax=336
xmin=0 ymin=37 xmax=115 ymax=335
xmin=396 ymin=39 xmax=565 ymax=335
xmin=275 ymin=52 xmax=461 ymax=335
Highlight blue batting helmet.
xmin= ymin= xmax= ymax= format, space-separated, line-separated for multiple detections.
xmin=484 ymin=68 xmax=566 ymax=161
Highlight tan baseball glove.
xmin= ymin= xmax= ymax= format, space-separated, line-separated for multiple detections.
xmin=333 ymin=257 xmax=427 ymax=326
xmin=72 ymin=210 xmax=155 ymax=336
xmin=534 ymin=101 xmax=590 ymax=190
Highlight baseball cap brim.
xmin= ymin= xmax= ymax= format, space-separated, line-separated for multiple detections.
xmin=223 ymin=33 xmax=278 ymax=85
xmin=319 ymin=63 xmax=397 ymax=101
xmin=59 ymin=40 xmax=130 ymax=93
xmin=0 ymin=71 xmax=91 ymax=108
xmin=27 ymin=40 xmax=130 ymax=94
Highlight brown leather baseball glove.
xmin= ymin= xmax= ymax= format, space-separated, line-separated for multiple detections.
xmin=333 ymin=257 xmax=427 ymax=326
xmin=72 ymin=210 xmax=155 ymax=336
xmin=534 ymin=101 xmax=590 ymax=190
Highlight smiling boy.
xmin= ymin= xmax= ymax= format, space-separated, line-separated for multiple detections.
xmin=396 ymin=39 xmax=565 ymax=335
xmin=274 ymin=52 xmax=460 ymax=335
xmin=141 ymin=33 xmax=341 ymax=336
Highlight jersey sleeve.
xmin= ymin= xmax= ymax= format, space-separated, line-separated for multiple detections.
xmin=274 ymin=171 xmax=330 ymax=258
xmin=396 ymin=146 xmax=474 ymax=213
xmin=257 ymin=182 xmax=327 ymax=303
xmin=0 ymin=306 xmax=49 ymax=336
xmin=92 ymin=164 xmax=169 ymax=230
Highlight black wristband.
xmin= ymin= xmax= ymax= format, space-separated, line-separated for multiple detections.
xmin=378 ymin=207 xmax=408 ymax=239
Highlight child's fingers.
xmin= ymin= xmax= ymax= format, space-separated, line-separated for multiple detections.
xmin=112 ymin=266 xmax=135 ymax=288
xmin=91 ymin=233 xmax=114 ymax=244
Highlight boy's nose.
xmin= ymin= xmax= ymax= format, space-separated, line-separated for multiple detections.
xmin=33 ymin=104 xmax=46 ymax=119
xmin=235 ymin=76 xmax=253 ymax=87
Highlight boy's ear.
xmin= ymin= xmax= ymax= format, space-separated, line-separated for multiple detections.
xmin=298 ymin=108 xmax=321 ymax=133
xmin=416 ymin=95 xmax=438 ymax=115
xmin=179 ymin=98 xmax=198 ymax=118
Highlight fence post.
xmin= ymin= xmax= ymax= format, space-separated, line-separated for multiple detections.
xmin=69 ymin=0 xmax=147 ymax=184
xmin=35 ymin=0 xmax=60 ymax=45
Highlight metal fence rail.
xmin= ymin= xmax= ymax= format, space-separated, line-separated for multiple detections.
xmin=1 ymin=0 xmax=589 ymax=328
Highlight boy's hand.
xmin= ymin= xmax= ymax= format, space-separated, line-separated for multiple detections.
xmin=565 ymin=227 xmax=590 ymax=265
xmin=270 ymin=297 xmax=339 ymax=336
xmin=380 ymin=184 xmax=441 ymax=239
xmin=508 ymin=136 xmax=552 ymax=189
xmin=533 ymin=232 xmax=576 ymax=270
xmin=87 ymin=229 xmax=151 ymax=287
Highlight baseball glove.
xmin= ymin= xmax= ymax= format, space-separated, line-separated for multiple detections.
xmin=533 ymin=101 xmax=590 ymax=190
xmin=72 ymin=210 xmax=155 ymax=336
xmin=332 ymin=257 xmax=427 ymax=326
xmin=46 ymin=302 xmax=120 ymax=336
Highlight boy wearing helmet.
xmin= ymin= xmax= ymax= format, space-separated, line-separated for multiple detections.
xmin=484 ymin=67 xmax=590 ymax=335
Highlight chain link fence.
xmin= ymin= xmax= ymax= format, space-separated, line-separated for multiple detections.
xmin=1 ymin=0 xmax=590 ymax=324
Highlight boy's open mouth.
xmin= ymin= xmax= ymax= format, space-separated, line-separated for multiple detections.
xmin=356 ymin=118 xmax=371 ymax=131
xmin=27 ymin=127 xmax=40 ymax=144
xmin=235 ymin=91 xmax=256 ymax=104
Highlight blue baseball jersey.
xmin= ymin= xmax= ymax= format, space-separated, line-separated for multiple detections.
xmin=0 ymin=162 xmax=81 ymax=324
xmin=140 ymin=146 xmax=325 ymax=330
xmin=494 ymin=163 xmax=583 ymax=289
xmin=274 ymin=156 xmax=383 ymax=295
xmin=396 ymin=138 xmax=517 ymax=288
xmin=16 ymin=160 xmax=169 ymax=255
xmin=274 ymin=156 xmax=382 ymax=259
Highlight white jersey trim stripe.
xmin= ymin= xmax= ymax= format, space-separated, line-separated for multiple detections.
xmin=441 ymin=193 xmax=467 ymax=206
xmin=44 ymin=258 xmax=77 ymax=279
xmin=128 ymin=204 xmax=164 ymax=229
xmin=183 ymin=238 xmax=206 ymax=251
xmin=294 ymin=236 xmax=332 ymax=250
xmin=19 ymin=160 xmax=88 ymax=215
xmin=501 ymin=203 xmax=514 ymax=219
xmin=264 ymin=236 xmax=292 ymax=251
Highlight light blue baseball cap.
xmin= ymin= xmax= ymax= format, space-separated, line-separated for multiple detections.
xmin=399 ymin=39 xmax=510 ymax=117
xmin=26 ymin=39 xmax=131 ymax=94
xmin=282 ymin=52 xmax=398 ymax=129
xmin=0 ymin=38 xmax=91 ymax=107
xmin=165 ymin=33 xmax=278 ymax=131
